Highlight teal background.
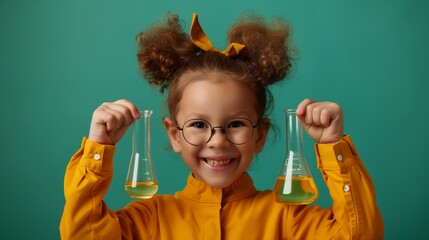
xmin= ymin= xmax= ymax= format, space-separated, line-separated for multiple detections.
xmin=1 ymin=0 xmax=428 ymax=239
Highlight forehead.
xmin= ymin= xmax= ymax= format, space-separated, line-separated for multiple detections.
xmin=177 ymin=72 xmax=258 ymax=120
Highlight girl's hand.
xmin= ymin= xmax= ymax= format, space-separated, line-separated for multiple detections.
xmin=88 ymin=99 xmax=140 ymax=145
xmin=296 ymin=99 xmax=344 ymax=144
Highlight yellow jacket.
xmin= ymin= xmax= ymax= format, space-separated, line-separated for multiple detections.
xmin=60 ymin=135 xmax=383 ymax=239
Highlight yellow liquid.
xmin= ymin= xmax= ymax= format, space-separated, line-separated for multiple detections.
xmin=273 ymin=176 xmax=318 ymax=204
xmin=125 ymin=181 xmax=158 ymax=199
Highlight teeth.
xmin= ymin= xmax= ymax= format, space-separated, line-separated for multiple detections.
xmin=206 ymin=159 xmax=231 ymax=167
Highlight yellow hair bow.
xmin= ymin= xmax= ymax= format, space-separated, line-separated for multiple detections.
xmin=190 ymin=13 xmax=245 ymax=57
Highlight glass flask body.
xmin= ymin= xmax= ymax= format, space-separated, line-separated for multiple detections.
xmin=273 ymin=109 xmax=318 ymax=204
xmin=125 ymin=110 xmax=158 ymax=199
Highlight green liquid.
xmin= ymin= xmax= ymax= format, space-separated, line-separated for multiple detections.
xmin=125 ymin=182 xmax=158 ymax=199
xmin=273 ymin=177 xmax=318 ymax=204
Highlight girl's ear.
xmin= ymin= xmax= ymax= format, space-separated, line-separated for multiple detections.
xmin=255 ymin=118 xmax=270 ymax=153
xmin=163 ymin=117 xmax=182 ymax=153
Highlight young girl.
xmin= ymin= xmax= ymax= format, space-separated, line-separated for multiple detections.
xmin=60 ymin=13 xmax=383 ymax=239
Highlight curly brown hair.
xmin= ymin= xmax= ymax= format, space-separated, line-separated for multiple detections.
xmin=136 ymin=13 xmax=292 ymax=118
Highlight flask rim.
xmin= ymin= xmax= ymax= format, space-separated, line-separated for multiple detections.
xmin=140 ymin=110 xmax=153 ymax=117
xmin=284 ymin=108 xmax=296 ymax=114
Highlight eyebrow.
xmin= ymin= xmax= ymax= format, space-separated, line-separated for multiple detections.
xmin=181 ymin=111 xmax=255 ymax=122
xmin=181 ymin=112 xmax=210 ymax=120
xmin=229 ymin=111 xmax=253 ymax=119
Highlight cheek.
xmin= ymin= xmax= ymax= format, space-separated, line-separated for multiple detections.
xmin=180 ymin=143 xmax=200 ymax=158
xmin=254 ymin=127 xmax=269 ymax=152
xmin=239 ymin=144 xmax=257 ymax=161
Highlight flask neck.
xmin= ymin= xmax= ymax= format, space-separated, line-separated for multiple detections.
xmin=132 ymin=110 xmax=152 ymax=156
xmin=285 ymin=109 xmax=303 ymax=155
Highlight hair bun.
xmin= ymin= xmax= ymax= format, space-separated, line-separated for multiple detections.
xmin=136 ymin=13 xmax=199 ymax=92
xmin=228 ymin=14 xmax=293 ymax=85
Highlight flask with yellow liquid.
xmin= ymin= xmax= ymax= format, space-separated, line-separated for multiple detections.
xmin=273 ymin=109 xmax=318 ymax=204
xmin=125 ymin=110 xmax=158 ymax=199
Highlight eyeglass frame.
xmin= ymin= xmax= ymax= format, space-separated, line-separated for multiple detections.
xmin=175 ymin=117 xmax=261 ymax=146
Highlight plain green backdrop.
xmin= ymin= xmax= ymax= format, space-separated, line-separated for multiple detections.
xmin=1 ymin=0 xmax=428 ymax=239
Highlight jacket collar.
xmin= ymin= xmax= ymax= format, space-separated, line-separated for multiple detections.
xmin=177 ymin=172 xmax=258 ymax=205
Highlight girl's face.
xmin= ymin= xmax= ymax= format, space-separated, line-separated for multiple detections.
xmin=164 ymin=72 xmax=270 ymax=188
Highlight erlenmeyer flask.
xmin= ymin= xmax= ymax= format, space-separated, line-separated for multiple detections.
xmin=125 ymin=110 xmax=158 ymax=199
xmin=273 ymin=109 xmax=318 ymax=204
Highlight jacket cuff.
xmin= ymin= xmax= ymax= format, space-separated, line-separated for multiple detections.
xmin=314 ymin=135 xmax=359 ymax=171
xmin=79 ymin=137 xmax=116 ymax=172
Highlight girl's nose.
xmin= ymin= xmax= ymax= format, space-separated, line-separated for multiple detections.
xmin=207 ymin=128 xmax=230 ymax=148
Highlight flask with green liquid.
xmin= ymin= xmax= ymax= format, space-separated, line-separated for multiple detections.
xmin=273 ymin=109 xmax=318 ymax=204
xmin=125 ymin=110 xmax=158 ymax=199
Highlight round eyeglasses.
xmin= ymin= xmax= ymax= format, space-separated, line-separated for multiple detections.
xmin=176 ymin=118 xmax=260 ymax=146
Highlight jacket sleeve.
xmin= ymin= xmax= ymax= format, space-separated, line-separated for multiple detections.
xmin=59 ymin=138 xmax=153 ymax=240
xmin=286 ymin=135 xmax=384 ymax=239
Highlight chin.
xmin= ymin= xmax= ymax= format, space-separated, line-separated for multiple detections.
xmin=205 ymin=178 xmax=235 ymax=189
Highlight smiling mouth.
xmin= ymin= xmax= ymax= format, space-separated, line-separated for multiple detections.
xmin=204 ymin=158 xmax=233 ymax=167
